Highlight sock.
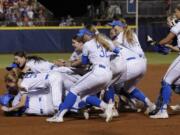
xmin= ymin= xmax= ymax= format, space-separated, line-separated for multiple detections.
xmin=86 ymin=95 xmax=101 ymax=107
xmin=59 ymin=91 xmax=77 ymax=111
xmin=129 ymin=88 xmax=147 ymax=106
xmin=145 ymin=98 xmax=153 ymax=107
xmin=161 ymin=81 xmax=172 ymax=106
xmin=59 ymin=109 xmax=68 ymax=118
xmin=104 ymin=86 xmax=115 ymax=103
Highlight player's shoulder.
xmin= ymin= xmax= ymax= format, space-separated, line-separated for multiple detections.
xmin=172 ymin=21 xmax=180 ymax=28
xmin=83 ymin=38 xmax=96 ymax=48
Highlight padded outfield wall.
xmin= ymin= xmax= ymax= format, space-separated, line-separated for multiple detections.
xmin=0 ymin=25 xmax=170 ymax=53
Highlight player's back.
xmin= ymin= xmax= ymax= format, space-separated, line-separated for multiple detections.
xmin=116 ymin=32 xmax=144 ymax=56
xmin=20 ymin=73 xmax=49 ymax=92
xmin=83 ymin=38 xmax=110 ymax=67
xmin=26 ymin=60 xmax=56 ymax=73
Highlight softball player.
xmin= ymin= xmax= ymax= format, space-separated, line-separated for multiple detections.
xmin=18 ymin=71 xmax=64 ymax=110
xmin=46 ymin=28 xmax=114 ymax=123
xmin=1 ymin=91 xmax=85 ymax=116
xmin=150 ymin=5 xmax=180 ymax=119
xmin=107 ymin=21 xmax=155 ymax=114
xmin=88 ymin=25 xmax=155 ymax=116
xmin=1 ymin=92 xmax=55 ymax=115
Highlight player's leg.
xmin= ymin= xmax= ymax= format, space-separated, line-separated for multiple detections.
xmin=48 ymin=71 xmax=64 ymax=110
xmin=46 ymin=67 xmax=113 ymax=123
xmin=150 ymin=56 xmax=180 ymax=118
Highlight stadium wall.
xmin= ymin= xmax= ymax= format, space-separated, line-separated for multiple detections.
xmin=0 ymin=25 xmax=169 ymax=53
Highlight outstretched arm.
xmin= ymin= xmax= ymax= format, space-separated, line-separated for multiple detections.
xmin=165 ymin=44 xmax=180 ymax=52
xmin=1 ymin=94 xmax=27 ymax=112
xmin=159 ymin=32 xmax=176 ymax=45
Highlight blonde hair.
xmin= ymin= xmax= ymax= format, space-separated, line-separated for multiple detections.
xmin=4 ymin=68 xmax=21 ymax=84
xmin=88 ymin=25 xmax=113 ymax=51
xmin=123 ymin=26 xmax=134 ymax=44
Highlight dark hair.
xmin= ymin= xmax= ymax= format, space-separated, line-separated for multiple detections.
xmin=27 ymin=56 xmax=45 ymax=63
xmin=14 ymin=52 xmax=45 ymax=63
xmin=14 ymin=51 xmax=27 ymax=58
xmin=72 ymin=35 xmax=83 ymax=42
xmin=176 ymin=4 xmax=180 ymax=11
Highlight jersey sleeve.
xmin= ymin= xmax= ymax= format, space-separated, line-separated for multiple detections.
xmin=170 ymin=23 xmax=180 ymax=36
xmin=20 ymin=80 xmax=29 ymax=91
xmin=69 ymin=51 xmax=77 ymax=61
xmin=82 ymin=43 xmax=89 ymax=56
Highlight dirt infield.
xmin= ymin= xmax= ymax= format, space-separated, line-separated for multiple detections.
xmin=0 ymin=65 xmax=179 ymax=135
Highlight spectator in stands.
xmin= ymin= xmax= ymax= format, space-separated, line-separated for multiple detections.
xmin=106 ymin=2 xmax=122 ymax=19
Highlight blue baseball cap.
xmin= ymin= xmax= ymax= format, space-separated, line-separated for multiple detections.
xmin=0 ymin=93 xmax=14 ymax=106
xmin=6 ymin=63 xmax=18 ymax=71
xmin=108 ymin=20 xmax=126 ymax=27
xmin=77 ymin=28 xmax=94 ymax=37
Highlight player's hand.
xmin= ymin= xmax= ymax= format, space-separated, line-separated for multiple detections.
xmin=54 ymin=59 xmax=66 ymax=67
xmin=1 ymin=106 xmax=10 ymax=112
xmin=164 ymin=44 xmax=172 ymax=48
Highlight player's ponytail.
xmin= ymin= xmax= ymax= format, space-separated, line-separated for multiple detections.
xmin=123 ymin=26 xmax=134 ymax=44
xmin=87 ymin=25 xmax=113 ymax=51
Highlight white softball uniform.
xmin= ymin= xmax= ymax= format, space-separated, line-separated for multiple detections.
xmin=26 ymin=60 xmax=56 ymax=73
xmin=163 ymin=21 xmax=180 ymax=84
xmin=12 ymin=92 xmax=55 ymax=115
xmin=114 ymin=32 xmax=147 ymax=92
xmin=20 ymin=72 xmax=64 ymax=109
xmin=71 ymin=38 xmax=112 ymax=97
xmin=69 ymin=50 xmax=82 ymax=61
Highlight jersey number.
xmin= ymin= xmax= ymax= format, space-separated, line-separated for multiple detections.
xmin=24 ymin=74 xmax=37 ymax=79
xmin=97 ymin=44 xmax=108 ymax=57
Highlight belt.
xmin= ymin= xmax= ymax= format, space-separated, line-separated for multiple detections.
xmin=99 ymin=64 xmax=106 ymax=69
xmin=126 ymin=54 xmax=145 ymax=61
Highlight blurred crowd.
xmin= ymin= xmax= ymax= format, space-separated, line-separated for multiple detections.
xmin=0 ymin=0 xmax=47 ymax=26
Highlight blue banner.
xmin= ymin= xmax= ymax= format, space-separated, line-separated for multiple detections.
xmin=127 ymin=0 xmax=136 ymax=13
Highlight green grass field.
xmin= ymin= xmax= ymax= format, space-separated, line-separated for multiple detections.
xmin=0 ymin=52 xmax=178 ymax=69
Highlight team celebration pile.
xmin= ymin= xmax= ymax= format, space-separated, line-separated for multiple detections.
xmin=0 ymin=3 xmax=180 ymax=124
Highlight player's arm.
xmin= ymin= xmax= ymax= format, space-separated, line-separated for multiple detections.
xmin=159 ymin=32 xmax=176 ymax=45
xmin=1 ymin=94 xmax=27 ymax=112
xmin=53 ymin=59 xmax=66 ymax=67
xmin=165 ymin=44 xmax=180 ymax=52
xmin=69 ymin=58 xmax=82 ymax=67
xmin=81 ymin=43 xmax=90 ymax=65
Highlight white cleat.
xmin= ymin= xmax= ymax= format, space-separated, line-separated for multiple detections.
xmin=105 ymin=103 xmax=114 ymax=122
xmin=99 ymin=108 xmax=119 ymax=118
xmin=170 ymin=104 xmax=180 ymax=111
xmin=150 ymin=109 xmax=169 ymax=119
xmin=46 ymin=112 xmax=64 ymax=123
xmin=145 ymin=104 xmax=156 ymax=115
xmin=83 ymin=111 xmax=89 ymax=120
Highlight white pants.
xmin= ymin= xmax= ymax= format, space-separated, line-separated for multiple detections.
xmin=108 ymin=54 xmax=127 ymax=86
xmin=163 ymin=55 xmax=180 ymax=85
xmin=116 ymin=57 xmax=147 ymax=92
xmin=71 ymin=65 xmax=112 ymax=97
xmin=25 ymin=93 xmax=55 ymax=115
